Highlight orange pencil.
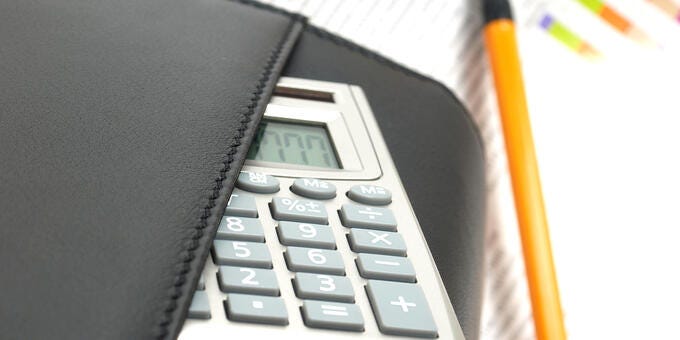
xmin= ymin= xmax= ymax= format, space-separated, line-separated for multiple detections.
xmin=482 ymin=1 xmax=567 ymax=339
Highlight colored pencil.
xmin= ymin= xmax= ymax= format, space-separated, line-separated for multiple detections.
xmin=482 ymin=0 xmax=567 ymax=339
xmin=576 ymin=0 xmax=655 ymax=45
xmin=539 ymin=13 xmax=601 ymax=58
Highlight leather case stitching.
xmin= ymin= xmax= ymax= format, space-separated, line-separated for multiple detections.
xmin=155 ymin=11 xmax=304 ymax=339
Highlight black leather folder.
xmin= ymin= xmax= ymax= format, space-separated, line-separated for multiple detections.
xmin=0 ymin=1 xmax=485 ymax=339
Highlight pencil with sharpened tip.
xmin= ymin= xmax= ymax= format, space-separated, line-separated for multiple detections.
xmin=481 ymin=0 xmax=567 ymax=339
xmin=539 ymin=13 xmax=601 ymax=59
xmin=576 ymin=0 xmax=656 ymax=46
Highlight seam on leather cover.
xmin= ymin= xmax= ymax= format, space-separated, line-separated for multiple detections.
xmin=155 ymin=9 xmax=304 ymax=339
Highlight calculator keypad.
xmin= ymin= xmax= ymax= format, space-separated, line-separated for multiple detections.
xmin=291 ymin=178 xmax=337 ymax=200
xmin=301 ymin=300 xmax=364 ymax=332
xmin=236 ymin=172 xmax=280 ymax=194
xmin=212 ymin=240 xmax=272 ymax=269
xmin=270 ymin=197 xmax=328 ymax=224
xmin=216 ymin=216 xmax=265 ymax=242
xmin=339 ymin=204 xmax=397 ymax=231
xmin=293 ymin=273 xmax=355 ymax=302
xmin=225 ymin=190 xmax=258 ymax=218
xmin=348 ymin=228 xmax=407 ymax=256
xmin=347 ymin=185 xmax=392 ymax=206
xmin=217 ymin=266 xmax=279 ymax=296
xmin=190 ymin=172 xmax=439 ymax=339
xmin=285 ymin=246 xmax=345 ymax=275
xmin=365 ymin=280 xmax=437 ymax=338
xmin=225 ymin=294 xmax=288 ymax=325
xmin=188 ymin=290 xmax=211 ymax=320
xmin=355 ymin=253 xmax=416 ymax=283
xmin=277 ymin=221 xmax=336 ymax=249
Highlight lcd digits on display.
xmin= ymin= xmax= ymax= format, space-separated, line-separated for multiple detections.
xmin=247 ymin=120 xmax=340 ymax=169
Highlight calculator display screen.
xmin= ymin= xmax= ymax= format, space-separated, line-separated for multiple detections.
xmin=246 ymin=120 xmax=340 ymax=169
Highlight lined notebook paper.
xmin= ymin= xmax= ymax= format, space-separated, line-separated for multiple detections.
xmin=257 ymin=1 xmax=680 ymax=339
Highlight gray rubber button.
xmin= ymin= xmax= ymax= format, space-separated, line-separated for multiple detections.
xmin=339 ymin=204 xmax=397 ymax=231
xmin=277 ymin=221 xmax=336 ymax=249
xmin=348 ymin=229 xmax=407 ymax=256
xmin=197 ymin=275 xmax=206 ymax=290
xmin=225 ymin=294 xmax=288 ymax=325
xmin=187 ymin=290 xmax=211 ymax=319
xmin=216 ymin=216 xmax=265 ymax=242
xmin=294 ymin=273 xmax=354 ymax=302
xmin=347 ymin=185 xmax=392 ymax=205
xmin=270 ymin=197 xmax=328 ymax=224
xmin=301 ymin=300 xmax=364 ymax=332
xmin=212 ymin=240 xmax=272 ymax=269
xmin=218 ymin=266 xmax=279 ymax=296
xmin=285 ymin=246 xmax=345 ymax=275
xmin=366 ymin=280 xmax=437 ymax=338
xmin=291 ymin=178 xmax=336 ymax=200
xmin=356 ymin=253 xmax=416 ymax=282
xmin=225 ymin=190 xmax=258 ymax=218
xmin=236 ymin=171 xmax=280 ymax=194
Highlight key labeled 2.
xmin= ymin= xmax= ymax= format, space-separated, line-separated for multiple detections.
xmin=218 ymin=266 xmax=279 ymax=296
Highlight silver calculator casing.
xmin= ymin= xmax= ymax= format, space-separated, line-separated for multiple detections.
xmin=180 ymin=77 xmax=466 ymax=339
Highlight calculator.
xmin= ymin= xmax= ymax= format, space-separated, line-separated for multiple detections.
xmin=179 ymin=78 xmax=465 ymax=339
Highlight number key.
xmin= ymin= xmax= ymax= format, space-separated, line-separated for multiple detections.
xmin=225 ymin=190 xmax=258 ymax=218
xmin=218 ymin=266 xmax=279 ymax=296
xmin=284 ymin=247 xmax=345 ymax=275
xmin=212 ymin=240 xmax=272 ymax=269
xmin=277 ymin=221 xmax=336 ymax=249
xmin=294 ymin=273 xmax=354 ymax=302
xmin=216 ymin=216 xmax=265 ymax=242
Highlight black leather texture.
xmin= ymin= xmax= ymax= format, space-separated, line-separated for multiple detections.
xmin=0 ymin=0 xmax=302 ymax=339
xmin=281 ymin=27 xmax=487 ymax=340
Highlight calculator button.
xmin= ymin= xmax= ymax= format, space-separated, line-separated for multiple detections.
xmin=218 ymin=266 xmax=279 ymax=296
xmin=348 ymin=229 xmax=407 ymax=256
xmin=365 ymin=280 xmax=437 ymax=338
xmin=347 ymin=185 xmax=392 ymax=206
xmin=216 ymin=216 xmax=265 ymax=242
xmin=270 ymin=197 xmax=328 ymax=225
xmin=339 ymin=204 xmax=397 ymax=231
xmin=197 ymin=275 xmax=206 ymax=290
xmin=225 ymin=294 xmax=288 ymax=325
xmin=212 ymin=240 xmax=272 ymax=269
xmin=294 ymin=273 xmax=355 ymax=302
xmin=301 ymin=300 xmax=364 ymax=332
xmin=277 ymin=221 xmax=336 ymax=249
xmin=285 ymin=247 xmax=345 ymax=275
xmin=291 ymin=178 xmax=337 ymax=200
xmin=187 ymin=290 xmax=211 ymax=319
xmin=356 ymin=253 xmax=416 ymax=282
xmin=225 ymin=190 xmax=258 ymax=218
xmin=236 ymin=171 xmax=280 ymax=194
